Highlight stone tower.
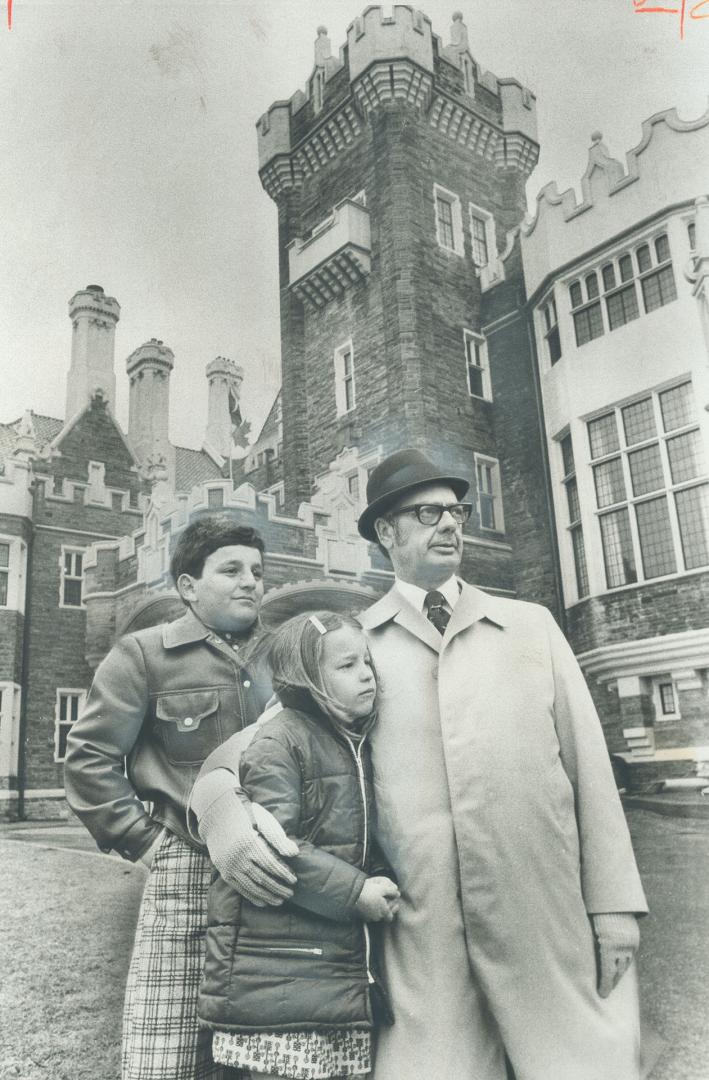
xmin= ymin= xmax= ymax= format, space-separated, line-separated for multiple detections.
xmin=256 ymin=6 xmax=553 ymax=597
xmin=65 ymin=285 xmax=121 ymax=420
xmin=204 ymin=356 xmax=243 ymax=462
xmin=126 ymin=338 xmax=175 ymax=477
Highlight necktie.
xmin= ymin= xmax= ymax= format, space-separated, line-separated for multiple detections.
xmin=425 ymin=590 xmax=450 ymax=635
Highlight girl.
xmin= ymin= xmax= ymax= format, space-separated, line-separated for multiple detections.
xmin=194 ymin=610 xmax=399 ymax=1080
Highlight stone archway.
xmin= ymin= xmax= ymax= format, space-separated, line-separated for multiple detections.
xmin=261 ymin=578 xmax=380 ymax=628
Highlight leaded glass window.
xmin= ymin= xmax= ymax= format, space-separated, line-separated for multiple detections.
xmin=587 ymin=381 xmax=708 ymax=588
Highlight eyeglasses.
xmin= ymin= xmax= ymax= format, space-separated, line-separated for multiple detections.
xmin=390 ymin=502 xmax=472 ymax=526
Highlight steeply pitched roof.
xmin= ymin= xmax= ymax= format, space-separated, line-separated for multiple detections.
xmin=174 ymin=446 xmax=225 ymax=492
xmin=253 ymin=391 xmax=282 ymax=445
xmin=31 ymin=413 xmax=64 ymax=445
xmin=0 ymin=412 xmax=64 ymax=464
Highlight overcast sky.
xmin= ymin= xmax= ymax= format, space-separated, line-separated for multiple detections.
xmin=1 ymin=0 xmax=708 ymax=449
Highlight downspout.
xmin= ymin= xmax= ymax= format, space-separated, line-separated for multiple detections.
xmin=15 ymin=487 xmax=36 ymax=820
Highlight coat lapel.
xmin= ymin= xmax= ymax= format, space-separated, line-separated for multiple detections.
xmin=361 ymin=582 xmax=509 ymax=653
xmin=360 ymin=585 xmax=442 ymax=654
xmin=442 ymin=581 xmax=508 ymax=647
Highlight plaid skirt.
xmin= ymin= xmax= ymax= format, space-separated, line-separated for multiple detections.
xmin=122 ymin=830 xmax=238 ymax=1080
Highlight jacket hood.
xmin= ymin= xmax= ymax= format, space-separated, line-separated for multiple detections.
xmin=277 ymin=684 xmax=377 ymax=742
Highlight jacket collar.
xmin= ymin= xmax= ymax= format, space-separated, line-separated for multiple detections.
xmin=162 ymin=608 xmax=259 ymax=650
xmin=359 ymin=579 xmax=507 ymax=653
xmin=278 ymin=686 xmax=376 ymax=744
xmin=162 ymin=607 xmax=209 ymax=649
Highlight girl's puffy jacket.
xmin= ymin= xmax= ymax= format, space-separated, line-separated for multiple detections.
xmin=198 ymin=689 xmax=392 ymax=1033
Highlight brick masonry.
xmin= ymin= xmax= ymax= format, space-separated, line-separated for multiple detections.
xmin=564 ymin=572 xmax=709 ymax=776
xmin=567 ymin=573 xmax=709 ymax=652
xmin=0 ymin=398 xmax=151 ymax=818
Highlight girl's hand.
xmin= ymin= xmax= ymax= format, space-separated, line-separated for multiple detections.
xmin=355 ymin=876 xmax=401 ymax=922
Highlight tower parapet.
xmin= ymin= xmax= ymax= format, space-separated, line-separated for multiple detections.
xmin=346 ymin=5 xmax=434 ymax=82
xmin=498 ymin=80 xmax=538 ymax=145
xmin=255 ymin=5 xmax=539 ymax=203
xmin=347 ymin=6 xmax=434 ymax=117
xmin=256 ymin=102 xmax=293 ymax=172
xmin=65 ymin=285 xmax=121 ymax=421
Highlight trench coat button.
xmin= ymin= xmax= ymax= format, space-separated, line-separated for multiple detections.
xmin=243 ymin=679 xmax=251 ymax=688
xmin=183 ymin=717 xmax=194 ymax=727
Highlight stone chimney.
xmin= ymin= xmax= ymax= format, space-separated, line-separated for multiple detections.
xmin=65 ymin=285 xmax=121 ymax=421
xmin=126 ymin=339 xmax=174 ymax=471
xmin=204 ymin=357 xmax=243 ymax=461
xmin=450 ymin=11 xmax=469 ymax=49
xmin=314 ymin=25 xmax=332 ymax=65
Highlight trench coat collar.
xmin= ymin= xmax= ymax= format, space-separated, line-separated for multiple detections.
xmin=360 ymin=579 xmax=507 ymax=654
xmin=446 ymin=580 xmax=508 ymax=642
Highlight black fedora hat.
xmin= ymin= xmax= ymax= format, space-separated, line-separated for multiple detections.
xmin=357 ymin=448 xmax=469 ymax=543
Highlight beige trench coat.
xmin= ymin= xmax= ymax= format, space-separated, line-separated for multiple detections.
xmin=359 ymin=583 xmax=648 ymax=1080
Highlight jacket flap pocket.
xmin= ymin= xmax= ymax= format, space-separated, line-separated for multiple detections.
xmin=155 ymin=691 xmax=219 ymax=733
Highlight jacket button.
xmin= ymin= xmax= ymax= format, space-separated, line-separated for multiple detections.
xmin=243 ymin=679 xmax=251 ymax=688
xmin=184 ymin=717 xmax=194 ymax=727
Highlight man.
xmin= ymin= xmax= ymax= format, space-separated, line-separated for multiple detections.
xmin=192 ymin=453 xmax=648 ymax=1080
xmin=65 ymin=516 xmax=297 ymax=1080
xmin=355 ymin=448 xmax=648 ymax=1080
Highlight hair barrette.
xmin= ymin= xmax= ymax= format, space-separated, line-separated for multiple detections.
xmin=308 ymin=614 xmax=328 ymax=635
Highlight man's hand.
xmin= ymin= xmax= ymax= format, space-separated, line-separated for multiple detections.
xmin=195 ymin=771 xmax=299 ymax=907
xmin=355 ymin=877 xmax=401 ymax=922
xmin=592 ymin=912 xmax=640 ymax=998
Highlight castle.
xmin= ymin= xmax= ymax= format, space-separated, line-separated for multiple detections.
xmin=1 ymin=6 xmax=708 ymax=820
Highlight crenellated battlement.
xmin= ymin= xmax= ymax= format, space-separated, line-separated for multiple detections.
xmin=346 ymin=5 xmax=434 ymax=82
xmin=80 ymin=470 xmax=385 ymax=669
xmin=256 ymin=6 xmax=539 ymax=201
xmin=256 ymin=101 xmax=292 ymax=171
xmin=498 ymin=79 xmax=537 ymax=144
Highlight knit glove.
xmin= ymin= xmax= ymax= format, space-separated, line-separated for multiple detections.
xmin=194 ymin=768 xmax=299 ymax=907
xmin=592 ymin=912 xmax=640 ymax=998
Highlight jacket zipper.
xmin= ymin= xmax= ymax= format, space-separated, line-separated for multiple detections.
xmin=344 ymin=734 xmax=376 ymax=987
xmin=260 ymin=945 xmax=324 ymax=956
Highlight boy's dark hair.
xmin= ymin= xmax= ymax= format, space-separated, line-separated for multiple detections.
xmin=169 ymin=515 xmax=265 ymax=583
